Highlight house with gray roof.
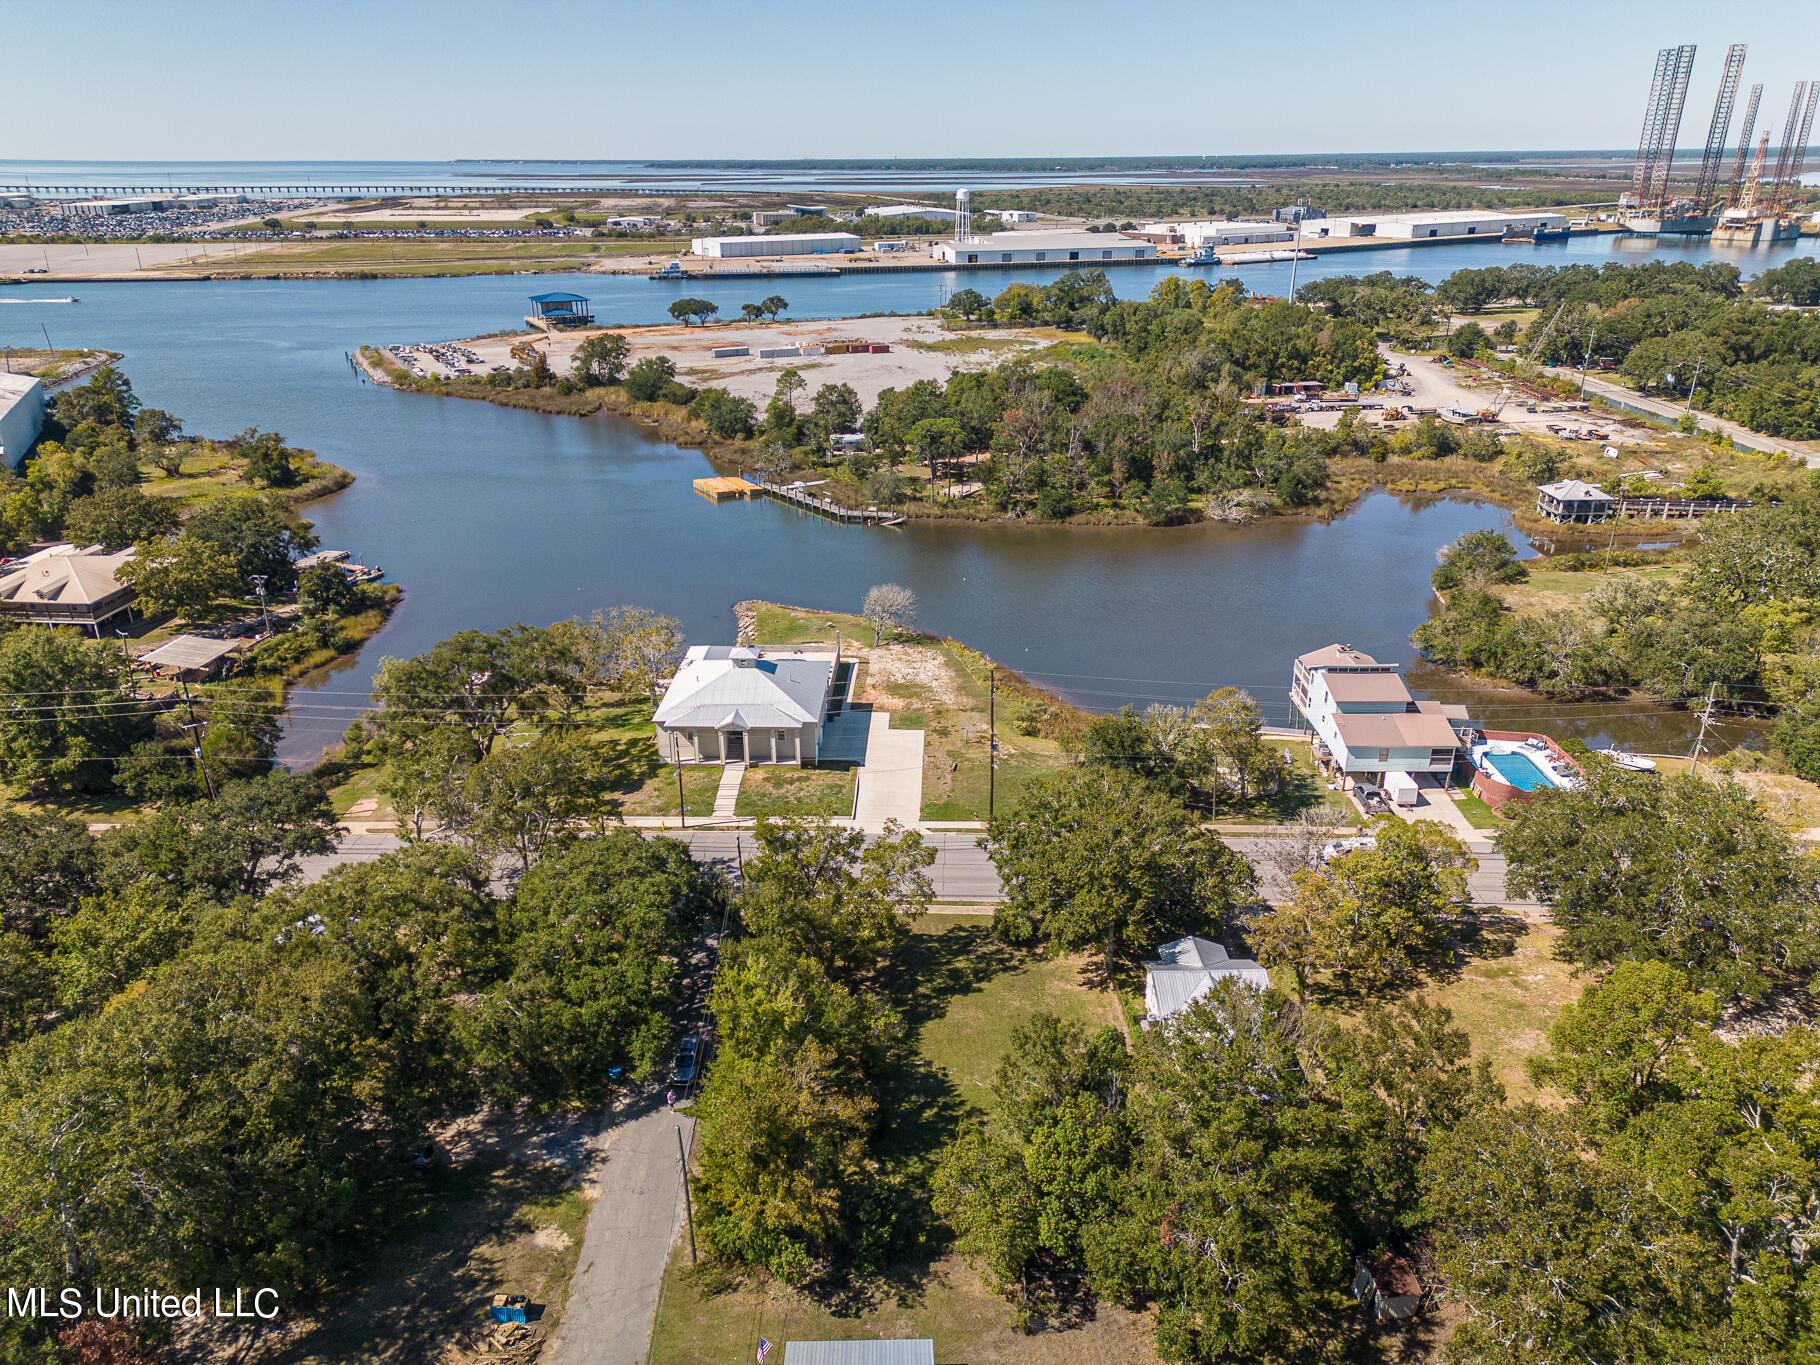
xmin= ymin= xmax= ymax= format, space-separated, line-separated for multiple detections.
xmin=653 ymin=645 xmax=836 ymax=765
xmin=1143 ymin=935 xmax=1270 ymax=1022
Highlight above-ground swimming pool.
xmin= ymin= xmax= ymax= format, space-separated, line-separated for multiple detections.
xmin=1479 ymin=747 xmax=1557 ymax=792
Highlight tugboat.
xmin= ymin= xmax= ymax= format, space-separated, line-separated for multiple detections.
xmin=651 ymin=261 xmax=687 ymax=281
xmin=1179 ymin=243 xmax=1221 ymax=266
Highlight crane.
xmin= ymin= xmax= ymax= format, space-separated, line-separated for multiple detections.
xmin=1488 ymin=300 xmax=1568 ymax=420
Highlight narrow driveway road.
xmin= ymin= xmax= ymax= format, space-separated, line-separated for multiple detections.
xmin=543 ymin=1099 xmax=694 ymax=1365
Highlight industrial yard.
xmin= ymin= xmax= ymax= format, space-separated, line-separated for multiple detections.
xmin=398 ymin=315 xmax=1047 ymax=407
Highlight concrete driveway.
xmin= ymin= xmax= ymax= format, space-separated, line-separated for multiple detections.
xmin=543 ymin=1097 xmax=694 ymax=1365
xmin=851 ymin=711 xmax=925 ymax=828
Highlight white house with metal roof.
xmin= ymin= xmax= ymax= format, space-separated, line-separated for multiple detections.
xmin=1143 ymin=936 xmax=1270 ymax=1022
xmin=653 ymin=645 xmax=836 ymax=766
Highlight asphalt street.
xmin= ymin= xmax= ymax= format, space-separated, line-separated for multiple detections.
xmin=297 ymin=828 xmax=1530 ymax=908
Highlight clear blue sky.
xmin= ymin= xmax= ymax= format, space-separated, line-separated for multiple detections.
xmin=11 ymin=0 xmax=1820 ymax=160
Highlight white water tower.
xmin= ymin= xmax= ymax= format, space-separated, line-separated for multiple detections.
xmin=955 ymin=187 xmax=971 ymax=242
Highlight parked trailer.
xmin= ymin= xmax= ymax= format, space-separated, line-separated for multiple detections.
xmin=1383 ymin=771 xmax=1421 ymax=807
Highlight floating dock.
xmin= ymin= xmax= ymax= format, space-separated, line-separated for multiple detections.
xmin=693 ymin=476 xmax=761 ymax=501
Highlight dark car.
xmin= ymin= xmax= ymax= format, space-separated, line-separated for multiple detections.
xmin=670 ymin=1034 xmax=699 ymax=1085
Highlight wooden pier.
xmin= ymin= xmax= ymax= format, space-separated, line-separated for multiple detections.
xmin=752 ymin=476 xmax=905 ymax=525
xmin=1614 ymin=496 xmax=1750 ymax=520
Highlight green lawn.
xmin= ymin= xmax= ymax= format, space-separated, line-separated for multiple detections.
xmin=1216 ymin=739 xmax=1355 ymax=824
xmin=734 ymin=764 xmax=856 ymax=818
xmin=162 ymin=238 xmax=665 ymax=278
xmin=649 ymin=917 xmax=1152 ymax=1365
xmin=1450 ymin=789 xmax=1506 ymax=830
xmin=586 ymin=696 xmax=721 ymax=817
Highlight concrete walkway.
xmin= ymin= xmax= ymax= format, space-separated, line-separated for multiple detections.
xmin=543 ymin=1098 xmax=695 ymax=1365
xmin=711 ymin=762 xmax=746 ymax=820
xmin=851 ymin=712 xmax=925 ymax=827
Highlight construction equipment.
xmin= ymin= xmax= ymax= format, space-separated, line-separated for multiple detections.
xmin=1767 ymin=81 xmax=1819 ymax=215
xmin=1487 ymin=300 xmax=1568 ymax=421
xmin=1726 ymin=83 xmax=1764 ymax=208
xmin=1692 ymin=44 xmax=1748 ymax=213
xmin=1631 ymin=44 xmax=1699 ymax=211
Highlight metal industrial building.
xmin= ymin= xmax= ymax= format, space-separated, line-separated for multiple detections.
xmin=1139 ymin=219 xmax=1295 ymax=248
xmin=1306 ymin=210 xmax=1569 ymax=240
xmin=934 ymin=230 xmax=1155 ymax=265
xmin=0 ymin=373 xmax=45 ymax=469
xmin=691 ymin=231 xmax=861 ymax=257
xmin=864 ymin=204 xmax=961 ymax=222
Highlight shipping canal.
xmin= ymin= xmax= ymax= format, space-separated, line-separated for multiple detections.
xmin=7 ymin=232 xmax=1810 ymax=763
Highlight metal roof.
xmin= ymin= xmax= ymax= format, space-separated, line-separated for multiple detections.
xmin=528 ymin=291 xmax=590 ymax=304
xmin=1538 ymin=478 xmax=1614 ymax=501
xmin=140 ymin=634 xmax=240 ymax=670
xmin=782 ymin=1342 xmax=935 ymax=1365
xmin=654 ymin=647 xmax=833 ymax=732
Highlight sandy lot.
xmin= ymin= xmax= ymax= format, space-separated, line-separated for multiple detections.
xmin=0 ymin=241 xmax=220 ymax=276
xmin=1373 ymin=344 xmax=1653 ymax=444
xmin=427 ymin=316 xmax=1043 ymax=407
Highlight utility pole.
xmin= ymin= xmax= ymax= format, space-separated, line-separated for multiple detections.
xmin=1683 ymin=358 xmax=1706 ymax=417
xmin=675 ymin=1125 xmax=697 ymax=1264
xmin=248 ymin=574 xmax=271 ymax=636
xmin=672 ymin=735 xmax=687 ymax=829
xmin=181 ymin=721 xmax=216 ymax=799
xmin=987 ymin=666 xmax=997 ymax=821
xmin=1579 ymin=321 xmax=1598 ymax=399
xmin=1689 ymin=682 xmax=1719 ymax=773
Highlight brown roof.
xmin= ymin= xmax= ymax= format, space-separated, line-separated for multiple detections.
xmin=1295 ymin=643 xmax=1383 ymax=669
xmin=1368 ymin=1256 xmax=1423 ymax=1298
xmin=1322 ymin=672 xmax=1413 ymax=704
xmin=1413 ymin=699 xmax=1474 ymax=721
xmin=1333 ymin=710 xmax=1464 ymax=750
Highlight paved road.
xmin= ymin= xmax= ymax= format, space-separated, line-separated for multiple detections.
xmin=542 ymin=1098 xmax=694 ymax=1365
xmin=1543 ymin=365 xmax=1820 ymax=466
xmin=297 ymin=828 xmax=1532 ymax=907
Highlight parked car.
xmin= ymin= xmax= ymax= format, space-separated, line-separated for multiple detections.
xmin=670 ymin=1034 xmax=699 ymax=1085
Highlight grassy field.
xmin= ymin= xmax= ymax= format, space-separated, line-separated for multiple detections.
xmin=734 ymin=764 xmax=857 ymax=818
xmin=160 ymin=238 xmax=671 ymax=278
xmin=590 ymin=696 xmax=723 ymax=818
xmin=744 ymin=601 xmax=1078 ymax=822
xmin=1500 ymin=561 xmax=1684 ymax=617
xmin=649 ymin=916 xmax=1154 ymax=1365
xmin=1299 ymin=917 xmax=1581 ymax=1105
xmin=257 ymin=1161 xmax=588 ymax=1365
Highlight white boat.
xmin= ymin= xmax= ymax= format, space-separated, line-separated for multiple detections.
xmin=0 ymin=296 xmax=78 ymax=304
xmin=1595 ymin=748 xmax=1657 ymax=772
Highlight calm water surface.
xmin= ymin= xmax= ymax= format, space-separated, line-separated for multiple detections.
xmin=6 ymin=233 xmax=1805 ymax=762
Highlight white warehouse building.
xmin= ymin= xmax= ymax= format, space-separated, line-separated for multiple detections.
xmin=1141 ymin=219 xmax=1295 ymax=248
xmin=1308 ymin=210 xmax=1568 ymax=240
xmin=865 ymin=204 xmax=960 ymax=222
xmin=0 ymin=373 xmax=46 ymax=470
xmin=691 ymin=231 xmax=861 ymax=258
xmin=934 ymin=230 xmax=1154 ymax=266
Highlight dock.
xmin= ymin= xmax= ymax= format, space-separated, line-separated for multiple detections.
xmin=695 ymin=473 xmax=904 ymax=525
xmin=693 ymin=475 xmax=761 ymax=501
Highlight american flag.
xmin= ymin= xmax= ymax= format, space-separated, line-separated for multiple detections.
xmin=756 ymin=1340 xmax=773 ymax=1364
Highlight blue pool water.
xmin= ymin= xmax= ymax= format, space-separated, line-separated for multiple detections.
xmin=1483 ymin=749 xmax=1555 ymax=792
